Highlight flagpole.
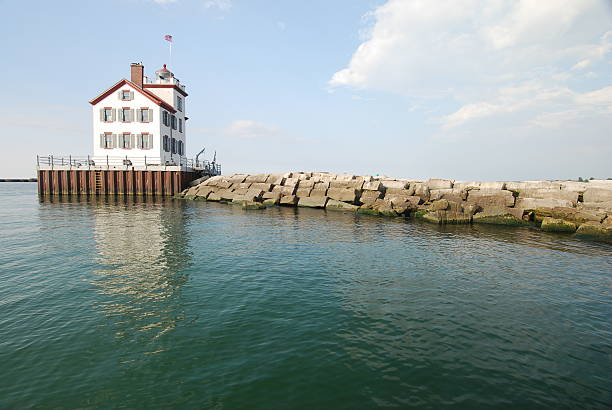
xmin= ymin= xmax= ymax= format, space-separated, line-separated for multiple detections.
xmin=169 ymin=41 xmax=172 ymax=69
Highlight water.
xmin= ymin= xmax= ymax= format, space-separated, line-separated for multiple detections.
xmin=1 ymin=183 xmax=610 ymax=409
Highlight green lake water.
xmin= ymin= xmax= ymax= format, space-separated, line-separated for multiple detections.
xmin=1 ymin=183 xmax=610 ymax=409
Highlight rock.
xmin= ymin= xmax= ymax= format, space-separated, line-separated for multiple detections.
xmin=263 ymin=198 xmax=279 ymax=207
xmin=183 ymin=186 xmax=199 ymax=199
xmin=242 ymin=201 xmax=266 ymax=210
xmin=559 ymin=181 xmax=588 ymax=192
xmin=310 ymin=188 xmax=328 ymax=197
xmin=280 ymin=185 xmax=297 ymax=196
xmin=427 ymin=178 xmax=453 ymax=189
xmin=201 ymin=175 xmax=224 ymax=186
xmin=506 ymin=181 xmax=562 ymax=193
xmin=195 ymin=186 xmax=215 ymax=199
xmin=454 ymin=181 xmax=506 ymax=190
xmin=380 ymin=180 xmax=408 ymax=190
xmin=360 ymin=190 xmax=382 ymax=204
xmin=280 ymin=195 xmax=298 ymax=206
xmin=580 ymin=201 xmax=612 ymax=212
xmin=249 ymin=183 xmax=273 ymax=192
xmin=227 ymin=174 xmax=248 ymax=183
xmin=314 ymin=182 xmax=329 ymax=190
xmin=519 ymin=188 xmax=579 ymax=203
xmin=283 ymin=177 xmax=300 ymax=186
xmin=188 ymin=175 xmax=210 ymax=187
xmin=296 ymin=188 xmax=312 ymax=198
xmin=419 ymin=210 xmax=470 ymax=224
xmin=534 ymin=207 xmax=605 ymax=224
xmin=429 ymin=188 xmax=464 ymax=202
xmin=467 ymin=190 xmax=515 ymax=207
xmin=298 ymin=196 xmax=328 ymax=208
xmin=327 ymin=188 xmax=360 ymax=203
xmin=298 ymin=179 xmax=315 ymax=188
xmin=363 ymin=181 xmax=383 ymax=191
xmin=245 ymin=174 xmax=269 ymax=183
xmin=575 ymin=221 xmax=612 ymax=242
xmin=472 ymin=208 xmax=527 ymax=226
xmin=583 ymin=188 xmax=612 ymax=203
xmin=413 ymin=184 xmax=430 ymax=202
xmin=207 ymin=192 xmax=222 ymax=201
xmin=541 ymin=217 xmax=577 ymax=233
xmin=515 ymin=198 xmax=574 ymax=210
xmin=326 ymin=199 xmax=359 ymax=212
xmin=217 ymin=180 xmax=233 ymax=189
xmin=262 ymin=191 xmax=282 ymax=200
xmin=266 ymin=174 xmax=286 ymax=185
xmin=330 ymin=180 xmax=364 ymax=190
xmin=430 ymin=199 xmax=449 ymax=211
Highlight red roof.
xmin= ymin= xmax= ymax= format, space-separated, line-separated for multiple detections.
xmin=89 ymin=78 xmax=177 ymax=113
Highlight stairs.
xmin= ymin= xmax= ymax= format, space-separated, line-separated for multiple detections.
xmin=94 ymin=171 xmax=102 ymax=194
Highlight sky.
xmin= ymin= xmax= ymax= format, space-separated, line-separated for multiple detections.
xmin=1 ymin=0 xmax=611 ymax=180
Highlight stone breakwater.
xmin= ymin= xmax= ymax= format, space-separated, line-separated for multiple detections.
xmin=177 ymin=172 xmax=612 ymax=243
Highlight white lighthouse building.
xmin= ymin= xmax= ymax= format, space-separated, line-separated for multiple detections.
xmin=89 ymin=63 xmax=188 ymax=165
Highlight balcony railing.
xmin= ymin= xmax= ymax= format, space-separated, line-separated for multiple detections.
xmin=36 ymin=155 xmax=221 ymax=175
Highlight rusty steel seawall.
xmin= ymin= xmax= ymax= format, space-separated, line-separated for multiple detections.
xmin=37 ymin=169 xmax=196 ymax=196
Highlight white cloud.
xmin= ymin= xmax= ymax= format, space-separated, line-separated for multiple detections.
xmin=222 ymin=120 xmax=281 ymax=139
xmin=331 ymin=0 xmax=612 ymax=143
xmin=204 ymin=0 xmax=232 ymax=11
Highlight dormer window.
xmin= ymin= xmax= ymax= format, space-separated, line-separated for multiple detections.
xmin=176 ymin=96 xmax=183 ymax=112
xmin=119 ymin=90 xmax=133 ymax=101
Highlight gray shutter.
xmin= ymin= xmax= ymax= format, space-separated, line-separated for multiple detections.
xmin=148 ymin=109 xmax=153 ymax=122
xmin=129 ymin=91 xmax=134 ymax=100
xmin=131 ymin=134 xmax=136 ymax=149
xmin=118 ymin=134 xmax=124 ymax=148
xmin=99 ymin=108 xmax=105 ymax=121
xmin=117 ymin=91 xmax=122 ymax=100
xmin=148 ymin=134 xmax=153 ymax=149
xmin=100 ymin=134 xmax=105 ymax=148
xmin=111 ymin=109 xmax=116 ymax=122
xmin=111 ymin=134 xmax=117 ymax=148
xmin=136 ymin=134 xmax=142 ymax=149
xmin=130 ymin=109 xmax=134 ymax=122
xmin=136 ymin=109 xmax=141 ymax=122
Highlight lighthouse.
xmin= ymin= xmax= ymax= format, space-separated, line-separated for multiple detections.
xmin=36 ymin=63 xmax=220 ymax=197
xmin=89 ymin=63 xmax=188 ymax=166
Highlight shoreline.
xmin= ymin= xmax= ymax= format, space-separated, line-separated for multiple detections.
xmin=177 ymin=172 xmax=612 ymax=244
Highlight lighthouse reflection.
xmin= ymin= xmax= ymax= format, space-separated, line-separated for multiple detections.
xmin=91 ymin=198 xmax=191 ymax=347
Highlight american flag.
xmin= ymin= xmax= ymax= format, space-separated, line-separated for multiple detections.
xmin=164 ymin=34 xmax=173 ymax=42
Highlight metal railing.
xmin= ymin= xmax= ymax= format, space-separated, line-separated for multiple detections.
xmin=36 ymin=155 xmax=221 ymax=175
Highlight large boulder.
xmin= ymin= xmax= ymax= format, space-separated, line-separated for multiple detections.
xmin=330 ymin=180 xmax=364 ymax=190
xmin=310 ymin=188 xmax=328 ymax=197
xmin=200 ymin=175 xmax=224 ymax=186
xmin=580 ymin=201 xmax=612 ymax=212
xmin=472 ymin=208 xmax=526 ymax=226
xmin=534 ymin=207 xmax=605 ymax=224
xmin=296 ymin=188 xmax=312 ymax=198
xmin=519 ymin=188 xmax=579 ymax=203
xmin=326 ymin=199 xmax=359 ymax=212
xmin=413 ymin=183 xmax=430 ymax=202
xmin=249 ymin=183 xmax=273 ymax=192
xmin=363 ymin=181 xmax=383 ymax=191
xmin=575 ymin=221 xmax=612 ymax=242
xmin=327 ymin=188 xmax=360 ymax=203
xmin=515 ymin=198 xmax=574 ymax=210
xmin=583 ymin=188 xmax=612 ymax=203
xmin=360 ymin=190 xmax=382 ymax=204
xmin=541 ymin=217 xmax=577 ymax=233
xmin=467 ymin=190 xmax=515 ymax=207
xmin=506 ymin=181 xmax=562 ymax=193
xmin=298 ymin=196 xmax=328 ymax=208
xmin=427 ymin=178 xmax=453 ymax=189
xmin=380 ymin=180 xmax=408 ymax=190
xmin=244 ymin=174 xmax=269 ymax=183
xmin=280 ymin=195 xmax=298 ymax=206
xmin=454 ymin=181 xmax=506 ymax=191
xmin=280 ymin=185 xmax=297 ymax=196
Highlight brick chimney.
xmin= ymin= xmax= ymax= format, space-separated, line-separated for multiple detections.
xmin=130 ymin=63 xmax=144 ymax=88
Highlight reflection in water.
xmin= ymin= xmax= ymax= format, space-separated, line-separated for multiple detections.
xmin=89 ymin=197 xmax=191 ymax=350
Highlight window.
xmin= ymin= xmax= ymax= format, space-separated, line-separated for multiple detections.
xmin=162 ymin=111 xmax=170 ymax=126
xmin=139 ymin=108 xmax=151 ymax=122
xmin=176 ymin=96 xmax=183 ymax=112
xmin=163 ymin=135 xmax=170 ymax=152
xmin=119 ymin=90 xmax=132 ymax=100
xmin=171 ymin=137 xmax=176 ymax=154
xmin=120 ymin=133 xmax=132 ymax=149
xmin=178 ymin=140 xmax=184 ymax=156
xmin=100 ymin=133 xmax=114 ymax=149
xmin=178 ymin=118 xmax=183 ymax=133
xmin=102 ymin=108 xmax=114 ymax=122
xmin=138 ymin=133 xmax=152 ymax=149
xmin=120 ymin=108 xmax=132 ymax=122
xmin=171 ymin=115 xmax=177 ymax=130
